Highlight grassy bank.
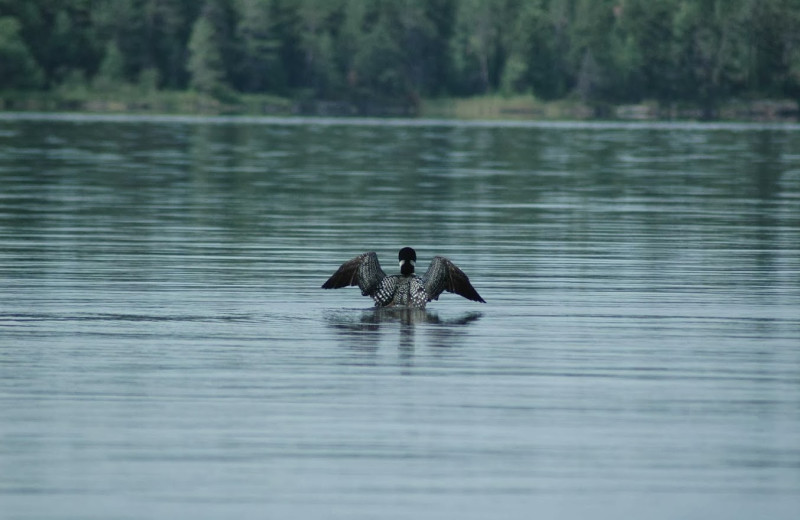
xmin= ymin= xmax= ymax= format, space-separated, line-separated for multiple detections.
xmin=421 ymin=95 xmax=799 ymax=122
xmin=0 ymin=86 xmax=293 ymax=116
xmin=2 ymin=88 xmax=797 ymax=122
xmin=420 ymin=95 xmax=594 ymax=120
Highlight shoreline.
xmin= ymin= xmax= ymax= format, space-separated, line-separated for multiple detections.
xmin=1 ymin=91 xmax=797 ymax=123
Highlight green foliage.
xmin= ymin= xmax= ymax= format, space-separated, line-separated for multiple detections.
xmin=188 ymin=14 xmax=225 ymax=95
xmin=501 ymin=0 xmax=562 ymax=99
xmin=92 ymin=41 xmax=125 ymax=90
xmin=2 ymin=0 xmax=800 ymax=115
xmin=234 ymin=0 xmax=285 ymax=92
xmin=450 ymin=0 xmax=500 ymax=94
xmin=0 ymin=16 xmax=44 ymax=88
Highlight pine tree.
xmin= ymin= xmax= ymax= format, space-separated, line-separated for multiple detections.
xmin=94 ymin=41 xmax=126 ymax=89
xmin=187 ymin=10 xmax=226 ymax=95
xmin=0 ymin=16 xmax=44 ymax=89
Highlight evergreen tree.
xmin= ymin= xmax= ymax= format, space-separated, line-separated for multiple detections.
xmin=0 ymin=16 xmax=44 ymax=88
xmin=93 ymin=41 xmax=126 ymax=90
xmin=1 ymin=0 xmax=799 ymax=111
xmin=187 ymin=6 xmax=227 ymax=96
xmin=569 ymin=0 xmax=617 ymax=100
xmin=613 ymin=0 xmax=678 ymax=102
xmin=296 ymin=0 xmax=344 ymax=97
xmin=450 ymin=0 xmax=500 ymax=94
xmin=501 ymin=0 xmax=564 ymax=99
xmin=235 ymin=0 xmax=285 ymax=93
xmin=672 ymin=0 xmax=750 ymax=114
xmin=351 ymin=4 xmax=406 ymax=101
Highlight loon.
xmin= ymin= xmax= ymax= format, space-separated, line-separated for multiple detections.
xmin=321 ymin=247 xmax=485 ymax=308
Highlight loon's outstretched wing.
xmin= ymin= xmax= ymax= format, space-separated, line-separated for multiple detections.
xmin=321 ymin=252 xmax=387 ymax=297
xmin=422 ymin=256 xmax=485 ymax=303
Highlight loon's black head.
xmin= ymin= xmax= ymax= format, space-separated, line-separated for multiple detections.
xmin=398 ymin=247 xmax=416 ymax=276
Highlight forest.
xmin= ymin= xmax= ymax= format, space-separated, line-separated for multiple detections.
xmin=1 ymin=0 xmax=799 ymax=117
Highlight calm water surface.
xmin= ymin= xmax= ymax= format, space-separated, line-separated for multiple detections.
xmin=1 ymin=114 xmax=799 ymax=519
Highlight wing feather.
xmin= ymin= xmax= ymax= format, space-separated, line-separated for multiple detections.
xmin=321 ymin=252 xmax=387 ymax=297
xmin=422 ymin=256 xmax=485 ymax=303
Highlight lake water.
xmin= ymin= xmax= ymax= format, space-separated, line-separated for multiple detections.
xmin=1 ymin=114 xmax=799 ymax=519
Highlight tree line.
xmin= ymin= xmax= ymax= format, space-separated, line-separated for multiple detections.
xmin=1 ymin=0 xmax=799 ymax=114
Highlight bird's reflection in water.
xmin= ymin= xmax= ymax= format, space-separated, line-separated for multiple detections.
xmin=325 ymin=307 xmax=482 ymax=365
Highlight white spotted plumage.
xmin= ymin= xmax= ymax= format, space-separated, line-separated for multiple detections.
xmin=322 ymin=248 xmax=485 ymax=308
